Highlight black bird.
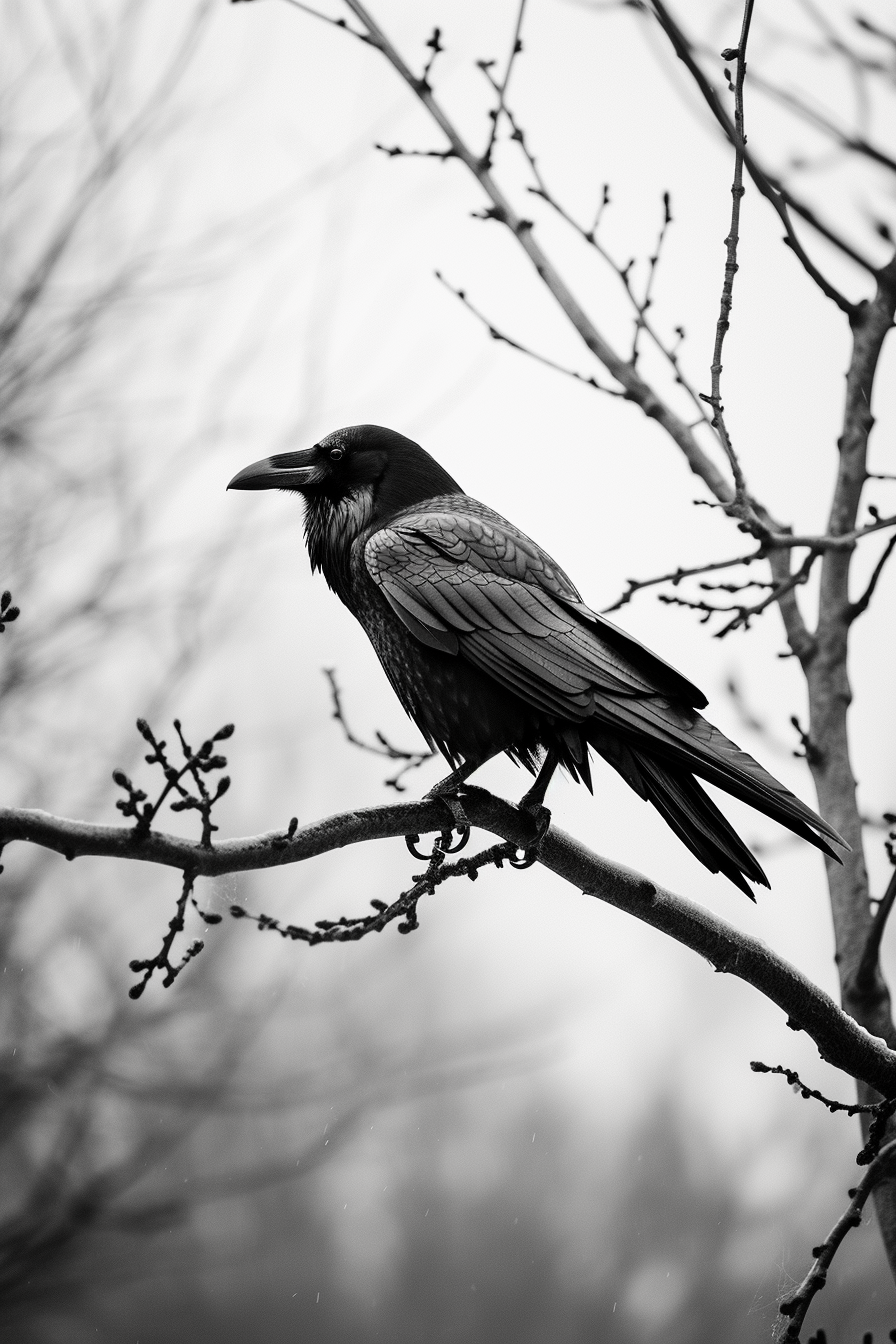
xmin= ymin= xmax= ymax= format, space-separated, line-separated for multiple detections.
xmin=229 ymin=424 xmax=845 ymax=895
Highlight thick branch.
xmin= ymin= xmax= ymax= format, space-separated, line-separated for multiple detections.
xmin=3 ymin=792 xmax=896 ymax=1096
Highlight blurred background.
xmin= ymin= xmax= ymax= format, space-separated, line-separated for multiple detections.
xmin=1 ymin=1 xmax=895 ymax=1339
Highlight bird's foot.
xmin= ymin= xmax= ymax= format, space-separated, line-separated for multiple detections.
xmin=405 ymin=823 xmax=469 ymax=862
xmin=407 ymin=786 xmax=471 ymax=862
xmin=510 ymin=795 xmax=552 ymax=869
xmin=423 ymin=769 xmax=474 ymax=845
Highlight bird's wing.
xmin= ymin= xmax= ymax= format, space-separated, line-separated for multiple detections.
xmin=365 ymin=506 xmax=844 ymax=859
xmin=364 ymin=505 xmax=705 ymax=712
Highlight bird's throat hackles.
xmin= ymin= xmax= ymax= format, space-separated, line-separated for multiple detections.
xmin=303 ymin=485 xmax=376 ymax=594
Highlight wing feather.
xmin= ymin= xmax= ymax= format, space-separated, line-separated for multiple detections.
xmin=364 ymin=500 xmax=844 ymax=870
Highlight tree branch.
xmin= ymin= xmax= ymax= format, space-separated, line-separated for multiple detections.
xmin=337 ymin=0 xmax=737 ymax=506
xmin=846 ymin=530 xmax=896 ymax=622
xmin=323 ymin=667 xmax=435 ymax=791
xmin=775 ymin=1138 xmax=896 ymax=1340
xmin=701 ymin=1 xmax=756 ymax=524
xmin=647 ymin=1 xmax=868 ymax=314
xmin=435 ymin=271 xmax=625 ymax=399
xmin=480 ymin=0 xmax=527 ymax=167
xmin=850 ymin=867 xmax=896 ymax=1004
xmin=602 ymin=548 xmax=766 ymax=613
xmin=3 ymin=789 xmax=896 ymax=1096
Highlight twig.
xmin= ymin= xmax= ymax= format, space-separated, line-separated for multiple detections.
xmin=3 ymin=789 xmax=896 ymax=1097
xmin=229 ymin=831 xmax=533 ymax=944
xmin=374 ymin=142 xmax=454 ymax=161
xmin=334 ymin=0 xmax=737 ymax=504
xmin=323 ymin=668 xmax=435 ymax=791
xmin=480 ymin=0 xmax=528 ymax=168
xmin=632 ymin=191 xmax=672 ymax=367
xmin=602 ymin=548 xmax=765 ymax=613
xmin=752 ymin=1057 xmax=896 ymax=1168
xmin=435 ymin=272 xmax=625 ymax=398
xmin=648 ymin=1 xmax=865 ymax=315
xmin=127 ymin=869 xmax=204 ymax=999
xmin=112 ymin=717 xmax=233 ymax=845
xmin=525 ymin=182 xmax=715 ymax=433
xmin=657 ymin=549 xmax=818 ymax=636
xmin=847 ymin=530 xmax=896 ymax=621
xmin=775 ymin=1138 xmax=896 ymax=1340
xmin=750 ymin=1060 xmax=885 ymax=1116
xmin=762 ymin=511 xmax=896 ymax=551
xmin=851 ymin=868 xmax=896 ymax=1004
xmin=790 ymin=713 xmax=824 ymax=767
xmin=701 ymin=2 xmax=756 ymax=526
xmin=421 ymin=26 xmax=444 ymax=86
xmin=276 ymin=0 xmax=371 ymax=43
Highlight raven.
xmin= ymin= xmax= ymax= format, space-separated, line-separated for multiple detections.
xmin=229 ymin=423 xmax=845 ymax=895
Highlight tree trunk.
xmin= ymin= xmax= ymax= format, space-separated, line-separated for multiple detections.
xmin=803 ymin=258 xmax=896 ymax=1276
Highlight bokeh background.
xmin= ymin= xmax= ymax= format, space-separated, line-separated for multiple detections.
xmin=1 ymin=1 xmax=895 ymax=1339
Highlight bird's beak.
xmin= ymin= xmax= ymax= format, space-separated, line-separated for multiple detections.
xmin=227 ymin=448 xmax=322 ymax=492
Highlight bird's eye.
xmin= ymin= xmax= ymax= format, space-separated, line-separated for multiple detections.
xmin=328 ymin=446 xmax=345 ymax=462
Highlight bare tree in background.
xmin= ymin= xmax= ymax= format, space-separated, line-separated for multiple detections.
xmin=0 ymin=3 xmax=539 ymax=1321
xmin=3 ymin=0 xmax=896 ymax=1337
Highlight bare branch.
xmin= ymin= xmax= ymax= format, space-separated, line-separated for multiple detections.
xmin=127 ymin=870 xmax=204 ymax=999
xmin=775 ymin=1138 xmax=896 ymax=1340
xmin=277 ymin=0 xmax=372 ymax=44
xmin=850 ymin=867 xmax=896 ymax=1004
xmin=435 ymin=272 xmax=626 ymax=399
xmin=230 ymin=830 xmax=532 ymax=944
xmin=750 ymin=1059 xmax=888 ymax=1117
xmin=846 ymin=530 xmax=896 ymax=622
xmin=2 ymin=789 xmax=896 ymax=1097
xmin=658 ymin=549 xmax=819 ymax=637
xmin=421 ymin=26 xmax=444 ymax=86
xmin=647 ymin=1 xmax=867 ymax=314
xmin=335 ymin=0 xmax=737 ymax=505
xmin=323 ymin=668 xmax=435 ymax=791
xmin=631 ymin=191 xmax=672 ymax=366
xmin=526 ymin=184 xmax=715 ymax=434
xmin=701 ymin=3 xmax=758 ymax=527
xmin=747 ymin=512 xmax=896 ymax=552
xmin=480 ymin=0 xmax=528 ymax=168
xmin=602 ymin=548 xmax=765 ymax=613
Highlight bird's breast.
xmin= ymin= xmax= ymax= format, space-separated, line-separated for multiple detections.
xmin=339 ymin=542 xmax=542 ymax=766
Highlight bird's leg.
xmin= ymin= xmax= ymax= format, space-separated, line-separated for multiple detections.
xmin=512 ymin=748 xmax=559 ymax=865
xmin=519 ymin=748 xmax=559 ymax=812
xmin=426 ymin=757 xmax=483 ymax=802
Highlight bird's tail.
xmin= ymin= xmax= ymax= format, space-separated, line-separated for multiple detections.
xmin=585 ymin=715 xmax=847 ymax=895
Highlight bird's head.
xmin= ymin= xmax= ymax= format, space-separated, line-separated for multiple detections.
xmin=227 ymin=424 xmax=462 ymax=527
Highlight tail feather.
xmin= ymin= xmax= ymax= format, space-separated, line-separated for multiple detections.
xmin=577 ymin=710 xmax=851 ymax=895
xmin=583 ymin=700 xmax=847 ymax=865
xmin=678 ymin=716 xmax=845 ymax=861
xmin=632 ymin=753 xmax=768 ymax=898
xmin=591 ymin=732 xmax=769 ymax=897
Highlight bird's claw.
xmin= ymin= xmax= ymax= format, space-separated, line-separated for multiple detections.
xmin=405 ymin=833 xmax=431 ymax=861
xmin=442 ymin=825 xmax=470 ymax=854
xmin=405 ymin=825 xmax=469 ymax=862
